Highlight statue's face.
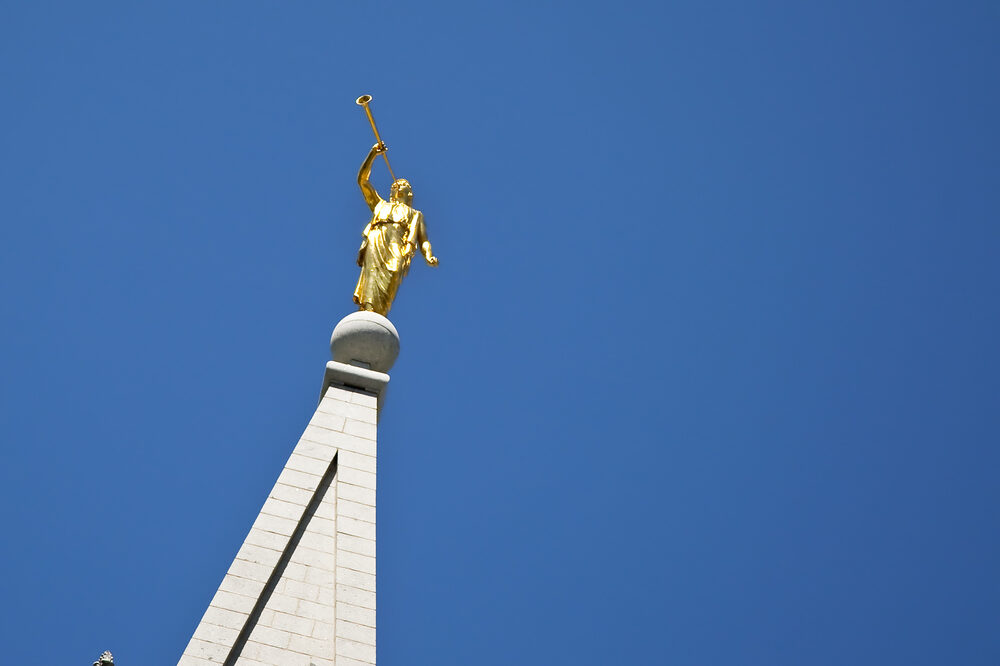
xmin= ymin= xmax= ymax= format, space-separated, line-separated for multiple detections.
xmin=390 ymin=180 xmax=412 ymax=204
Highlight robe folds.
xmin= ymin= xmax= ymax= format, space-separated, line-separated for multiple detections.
xmin=353 ymin=199 xmax=416 ymax=315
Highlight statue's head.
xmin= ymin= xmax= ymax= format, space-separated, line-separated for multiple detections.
xmin=93 ymin=651 xmax=114 ymax=666
xmin=389 ymin=179 xmax=412 ymax=205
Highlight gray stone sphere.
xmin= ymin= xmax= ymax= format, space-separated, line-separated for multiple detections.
xmin=330 ymin=311 xmax=400 ymax=373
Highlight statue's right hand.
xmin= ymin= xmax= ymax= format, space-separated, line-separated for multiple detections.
xmin=372 ymin=142 xmax=387 ymax=154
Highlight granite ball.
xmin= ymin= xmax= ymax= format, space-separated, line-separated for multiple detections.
xmin=329 ymin=311 xmax=400 ymax=373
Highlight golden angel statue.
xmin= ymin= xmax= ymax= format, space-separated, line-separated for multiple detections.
xmin=353 ymin=141 xmax=438 ymax=315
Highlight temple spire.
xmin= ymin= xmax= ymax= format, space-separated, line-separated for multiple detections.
xmin=179 ymin=312 xmax=396 ymax=665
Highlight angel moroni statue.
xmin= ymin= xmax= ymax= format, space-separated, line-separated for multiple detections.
xmin=352 ymin=96 xmax=438 ymax=316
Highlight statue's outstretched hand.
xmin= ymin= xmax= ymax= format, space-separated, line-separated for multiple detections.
xmin=421 ymin=240 xmax=438 ymax=266
xmin=372 ymin=142 xmax=387 ymax=154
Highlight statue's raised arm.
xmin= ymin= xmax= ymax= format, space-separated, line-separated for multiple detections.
xmin=357 ymin=142 xmax=385 ymax=212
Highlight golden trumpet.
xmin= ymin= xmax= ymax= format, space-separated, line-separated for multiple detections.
xmin=355 ymin=94 xmax=396 ymax=181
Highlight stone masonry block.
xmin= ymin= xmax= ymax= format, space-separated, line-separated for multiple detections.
xmin=296 ymin=598 xmax=335 ymax=622
xmin=336 ymin=432 xmax=377 ymax=456
xmin=291 ymin=439 xmax=337 ymax=464
xmin=321 ymin=384 xmax=354 ymax=402
xmin=338 ymin=467 xmax=376 ymax=490
xmin=313 ymin=497 xmax=337 ymax=521
xmin=269 ymin=610 xmax=315 ymax=637
xmin=344 ymin=419 xmax=377 ymax=440
xmin=219 ymin=573 xmax=265 ymax=598
xmin=337 ymin=498 xmax=376 ymax=523
xmin=250 ymin=512 xmax=297 ymax=537
xmin=304 ymin=565 xmax=336 ymax=588
xmin=319 ymin=399 xmax=377 ymax=424
xmin=311 ymin=620 xmax=335 ymax=640
xmin=228 ymin=557 xmax=274 ymax=583
xmin=176 ymin=655 xmax=216 ymax=666
xmin=275 ymin=467 xmax=321 ymax=492
xmin=301 ymin=424 xmax=341 ymax=447
xmin=336 ymin=533 xmax=375 ymax=557
xmin=303 ymin=426 xmax=375 ymax=456
xmin=289 ymin=545 xmax=335 ymax=573
xmin=238 ymin=641 xmax=292 ymax=665
xmin=260 ymin=591 xmax=299 ymax=616
xmin=235 ymin=543 xmax=283 ymax=568
xmin=339 ymin=450 xmax=377 ymax=474
xmin=349 ymin=390 xmax=378 ymax=408
xmin=336 ymin=601 xmax=376 ymax=628
xmin=318 ymin=384 xmax=355 ymax=404
xmin=183 ymin=638 xmax=230 ymax=662
xmin=336 ymin=549 xmax=375 ymax=575
xmin=280 ymin=561 xmax=308 ymax=582
xmin=309 ymin=410 xmax=347 ymax=432
xmin=317 ymin=586 xmax=335 ymax=606
xmin=260 ymin=497 xmax=307 ymax=521
xmin=336 ymin=567 xmax=376 ymax=592
xmin=298 ymin=530 xmax=334 ymax=554
xmin=283 ymin=452 xmax=331 ymax=477
xmin=336 ymin=583 xmax=376 ymax=610
xmin=268 ymin=482 xmax=314 ymax=507
xmin=243 ymin=527 xmax=288 ymax=552
xmin=337 ymin=619 xmax=377 ymax=645
xmin=209 ymin=589 xmax=257 ymax=615
xmin=336 ymin=481 xmax=375 ymax=507
xmin=287 ymin=633 xmax=334 ymax=657
xmin=282 ymin=578 xmax=321 ymax=602
xmin=337 ymin=515 xmax=376 ymax=540
xmin=200 ymin=605 xmax=250 ymax=631
xmin=337 ymin=636 xmax=377 ymax=663
xmin=334 ymin=657 xmax=375 ymax=666
xmin=192 ymin=621 xmax=240 ymax=646
xmin=248 ymin=625 xmax=292 ymax=650
xmin=308 ymin=515 xmax=337 ymax=537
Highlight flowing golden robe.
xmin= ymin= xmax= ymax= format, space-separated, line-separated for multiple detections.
xmin=353 ymin=200 xmax=420 ymax=315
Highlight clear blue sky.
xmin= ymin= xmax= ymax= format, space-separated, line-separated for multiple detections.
xmin=1 ymin=2 xmax=998 ymax=664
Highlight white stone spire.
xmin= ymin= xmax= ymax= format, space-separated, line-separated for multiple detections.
xmin=179 ymin=312 xmax=399 ymax=666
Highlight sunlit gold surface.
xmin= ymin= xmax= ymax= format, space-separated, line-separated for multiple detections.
xmin=355 ymin=94 xmax=396 ymax=181
xmin=353 ymin=143 xmax=437 ymax=315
